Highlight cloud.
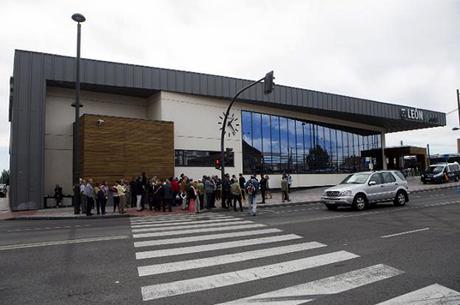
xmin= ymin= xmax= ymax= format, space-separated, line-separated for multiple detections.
xmin=0 ymin=0 xmax=459 ymax=171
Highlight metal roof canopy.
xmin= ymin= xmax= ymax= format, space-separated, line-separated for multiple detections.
xmin=9 ymin=50 xmax=446 ymax=210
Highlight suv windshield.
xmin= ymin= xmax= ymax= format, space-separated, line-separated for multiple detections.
xmin=340 ymin=173 xmax=370 ymax=184
xmin=426 ymin=165 xmax=444 ymax=174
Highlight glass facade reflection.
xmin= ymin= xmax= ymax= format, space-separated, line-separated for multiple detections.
xmin=242 ymin=111 xmax=381 ymax=174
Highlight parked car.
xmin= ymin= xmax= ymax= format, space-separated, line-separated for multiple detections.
xmin=0 ymin=184 xmax=6 ymax=198
xmin=321 ymin=170 xmax=409 ymax=211
xmin=421 ymin=162 xmax=460 ymax=184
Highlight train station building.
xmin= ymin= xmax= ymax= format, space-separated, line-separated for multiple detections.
xmin=9 ymin=50 xmax=446 ymax=210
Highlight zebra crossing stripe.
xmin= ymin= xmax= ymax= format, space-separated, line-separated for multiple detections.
xmin=131 ymin=220 xmax=254 ymax=233
xmin=133 ymin=228 xmax=282 ymax=248
xmin=130 ymin=215 xmax=231 ymax=224
xmin=131 ymin=217 xmax=243 ymax=228
xmin=135 ymin=234 xmax=302 ymax=259
xmin=132 ymin=223 xmax=266 ymax=239
xmin=216 ymin=264 xmax=403 ymax=305
xmin=138 ymin=241 xmax=326 ymax=276
xmin=375 ymin=283 xmax=460 ymax=305
xmin=140 ymin=250 xmax=359 ymax=301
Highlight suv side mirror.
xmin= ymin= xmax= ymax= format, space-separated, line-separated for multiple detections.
xmin=369 ymin=181 xmax=377 ymax=186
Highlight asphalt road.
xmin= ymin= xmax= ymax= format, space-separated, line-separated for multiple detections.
xmin=0 ymin=188 xmax=459 ymax=305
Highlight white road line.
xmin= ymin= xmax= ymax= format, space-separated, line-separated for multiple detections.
xmin=375 ymin=283 xmax=460 ymax=305
xmin=131 ymin=217 xmax=243 ymax=228
xmin=141 ymin=250 xmax=359 ymax=301
xmin=0 ymin=235 xmax=129 ymax=251
xmin=217 ymin=264 xmax=403 ymax=305
xmin=130 ymin=214 xmax=229 ymax=222
xmin=130 ymin=215 xmax=233 ymax=224
xmin=133 ymin=223 xmax=265 ymax=239
xmin=380 ymin=227 xmax=430 ymax=239
xmin=138 ymin=241 xmax=326 ymax=276
xmin=131 ymin=220 xmax=253 ymax=233
xmin=135 ymin=234 xmax=302 ymax=259
xmin=133 ymin=228 xmax=282 ymax=248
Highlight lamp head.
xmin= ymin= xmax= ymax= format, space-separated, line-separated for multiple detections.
xmin=72 ymin=13 xmax=86 ymax=23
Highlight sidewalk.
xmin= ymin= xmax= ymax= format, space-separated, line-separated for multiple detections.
xmin=1 ymin=176 xmax=459 ymax=220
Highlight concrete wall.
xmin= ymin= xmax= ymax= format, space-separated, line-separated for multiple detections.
xmin=44 ymin=87 xmax=150 ymax=196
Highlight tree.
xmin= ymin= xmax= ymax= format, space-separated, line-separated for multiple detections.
xmin=0 ymin=169 xmax=10 ymax=185
xmin=306 ymin=145 xmax=330 ymax=171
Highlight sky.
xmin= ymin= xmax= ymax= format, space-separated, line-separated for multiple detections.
xmin=0 ymin=0 xmax=459 ymax=171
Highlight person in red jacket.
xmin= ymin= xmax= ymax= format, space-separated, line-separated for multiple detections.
xmin=170 ymin=177 xmax=180 ymax=206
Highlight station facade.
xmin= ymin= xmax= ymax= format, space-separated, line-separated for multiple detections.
xmin=9 ymin=50 xmax=446 ymax=210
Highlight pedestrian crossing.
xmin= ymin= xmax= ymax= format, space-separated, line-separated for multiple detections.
xmin=129 ymin=213 xmax=460 ymax=304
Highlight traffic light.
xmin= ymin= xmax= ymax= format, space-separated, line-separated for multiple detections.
xmin=214 ymin=158 xmax=222 ymax=169
xmin=264 ymin=71 xmax=275 ymax=94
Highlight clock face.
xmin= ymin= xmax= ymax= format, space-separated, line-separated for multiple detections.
xmin=218 ymin=112 xmax=240 ymax=137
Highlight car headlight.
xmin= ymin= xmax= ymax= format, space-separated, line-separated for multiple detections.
xmin=340 ymin=190 xmax=352 ymax=196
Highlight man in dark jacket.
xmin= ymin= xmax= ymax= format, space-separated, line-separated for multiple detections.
xmin=221 ymin=174 xmax=231 ymax=209
xmin=162 ymin=180 xmax=173 ymax=212
xmin=238 ymin=174 xmax=246 ymax=201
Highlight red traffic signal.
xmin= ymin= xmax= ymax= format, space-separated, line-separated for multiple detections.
xmin=214 ymin=159 xmax=222 ymax=169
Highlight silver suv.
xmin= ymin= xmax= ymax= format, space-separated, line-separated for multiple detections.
xmin=321 ymin=170 xmax=409 ymax=211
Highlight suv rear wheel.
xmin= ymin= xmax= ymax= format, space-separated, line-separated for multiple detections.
xmin=394 ymin=190 xmax=407 ymax=206
xmin=352 ymin=194 xmax=368 ymax=211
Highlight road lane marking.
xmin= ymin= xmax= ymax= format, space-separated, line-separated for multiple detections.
xmin=375 ymin=283 xmax=460 ymax=305
xmin=138 ymin=241 xmax=326 ymax=276
xmin=131 ymin=217 xmax=243 ymax=228
xmin=140 ymin=250 xmax=359 ymax=301
xmin=135 ymin=234 xmax=302 ymax=259
xmin=0 ymin=235 xmax=129 ymax=251
xmin=132 ymin=223 xmax=265 ymax=239
xmin=380 ymin=227 xmax=430 ymax=239
xmin=131 ymin=220 xmax=253 ymax=233
xmin=217 ymin=264 xmax=403 ymax=305
xmin=133 ymin=228 xmax=282 ymax=248
xmin=130 ymin=214 xmax=229 ymax=223
xmin=130 ymin=215 xmax=233 ymax=225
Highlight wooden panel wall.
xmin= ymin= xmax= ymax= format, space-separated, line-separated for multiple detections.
xmin=79 ymin=114 xmax=174 ymax=184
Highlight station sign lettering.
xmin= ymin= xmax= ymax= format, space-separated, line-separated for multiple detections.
xmin=400 ymin=107 xmax=424 ymax=121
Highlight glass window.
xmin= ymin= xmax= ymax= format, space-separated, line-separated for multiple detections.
xmin=296 ymin=121 xmax=305 ymax=172
xmin=288 ymin=119 xmax=297 ymax=173
xmin=261 ymin=114 xmax=271 ymax=172
xmin=175 ymin=150 xmax=234 ymax=167
xmin=271 ymin=116 xmax=280 ymax=172
xmin=280 ymin=117 xmax=289 ymax=173
xmin=242 ymin=111 xmax=252 ymax=145
xmin=382 ymin=172 xmax=396 ymax=183
xmin=252 ymin=113 xmax=262 ymax=152
xmin=370 ymin=173 xmax=384 ymax=184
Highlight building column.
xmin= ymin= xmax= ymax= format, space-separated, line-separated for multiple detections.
xmin=381 ymin=132 xmax=387 ymax=170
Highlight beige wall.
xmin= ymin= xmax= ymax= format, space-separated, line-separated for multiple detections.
xmin=44 ymin=87 xmax=150 ymax=196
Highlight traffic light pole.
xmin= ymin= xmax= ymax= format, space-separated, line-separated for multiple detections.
xmin=220 ymin=72 xmax=274 ymax=182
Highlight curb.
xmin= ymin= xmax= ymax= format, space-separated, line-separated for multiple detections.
xmin=4 ymin=214 xmax=130 ymax=221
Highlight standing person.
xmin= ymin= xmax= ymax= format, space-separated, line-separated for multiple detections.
xmin=265 ymin=175 xmax=272 ymax=199
xmin=94 ymin=183 xmax=101 ymax=215
xmin=115 ymin=180 xmax=127 ymax=214
xmin=112 ymin=181 xmax=120 ymax=213
xmin=171 ymin=177 xmax=180 ymax=206
xmin=221 ymin=174 xmax=231 ymax=209
xmin=281 ymin=174 xmax=291 ymax=202
xmin=153 ymin=180 xmax=164 ymax=211
xmin=54 ymin=184 xmax=63 ymax=208
xmin=80 ymin=179 xmax=87 ymax=215
xmin=214 ymin=176 xmax=222 ymax=202
xmin=129 ymin=177 xmax=136 ymax=208
xmin=245 ymin=175 xmax=259 ymax=216
xmin=260 ymin=174 xmax=267 ymax=204
xmin=196 ymin=179 xmax=205 ymax=210
xmin=162 ymin=179 xmax=173 ymax=212
xmin=188 ymin=181 xmax=198 ymax=213
xmin=204 ymin=176 xmax=214 ymax=209
xmin=73 ymin=180 xmax=82 ymax=214
xmin=287 ymin=173 xmax=292 ymax=193
xmin=238 ymin=174 xmax=246 ymax=202
xmin=141 ymin=172 xmax=148 ymax=210
xmin=84 ymin=178 xmax=95 ymax=216
xmin=100 ymin=181 xmax=109 ymax=215
xmin=133 ymin=177 xmax=143 ymax=212
xmin=231 ymin=178 xmax=243 ymax=212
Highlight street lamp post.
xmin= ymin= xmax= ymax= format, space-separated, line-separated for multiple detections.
xmin=71 ymin=13 xmax=85 ymax=186
xmin=219 ymin=71 xmax=274 ymax=181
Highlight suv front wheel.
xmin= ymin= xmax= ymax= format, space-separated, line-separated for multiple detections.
xmin=394 ymin=190 xmax=407 ymax=206
xmin=352 ymin=194 xmax=368 ymax=211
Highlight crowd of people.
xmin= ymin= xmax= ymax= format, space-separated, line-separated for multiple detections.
xmin=73 ymin=172 xmax=293 ymax=217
